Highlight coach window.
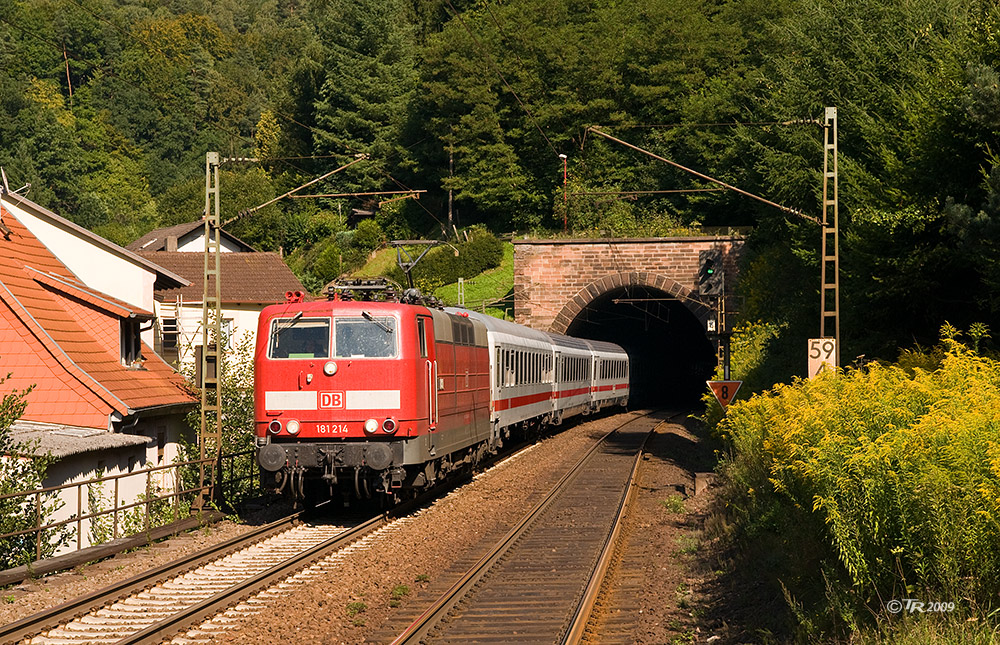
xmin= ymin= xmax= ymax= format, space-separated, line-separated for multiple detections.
xmin=269 ymin=317 xmax=331 ymax=359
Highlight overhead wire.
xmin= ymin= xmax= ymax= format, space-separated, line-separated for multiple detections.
xmin=609 ymin=120 xmax=823 ymax=129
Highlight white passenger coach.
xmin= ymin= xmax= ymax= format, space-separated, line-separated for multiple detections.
xmin=451 ymin=309 xmax=630 ymax=432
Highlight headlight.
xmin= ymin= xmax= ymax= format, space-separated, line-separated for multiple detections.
xmin=382 ymin=418 xmax=397 ymax=434
xmin=323 ymin=361 xmax=338 ymax=376
xmin=268 ymin=420 xmax=282 ymax=434
xmin=286 ymin=419 xmax=301 ymax=435
xmin=364 ymin=418 xmax=379 ymax=434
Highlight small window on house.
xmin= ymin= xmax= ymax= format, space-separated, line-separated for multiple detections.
xmin=222 ymin=319 xmax=234 ymax=349
xmin=121 ymin=319 xmax=143 ymax=368
xmin=161 ymin=318 xmax=178 ymax=351
xmin=157 ymin=430 xmax=166 ymax=466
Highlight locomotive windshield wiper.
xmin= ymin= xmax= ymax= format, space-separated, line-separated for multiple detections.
xmin=362 ymin=310 xmax=393 ymax=334
xmin=274 ymin=311 xmax=303 ymax=336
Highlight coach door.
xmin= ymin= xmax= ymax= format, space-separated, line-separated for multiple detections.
xmin=417 ymin=316 xmax=438 ymax=430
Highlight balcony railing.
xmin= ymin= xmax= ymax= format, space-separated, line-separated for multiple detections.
xmin=0 ymin=449 xmax=260 ymax=565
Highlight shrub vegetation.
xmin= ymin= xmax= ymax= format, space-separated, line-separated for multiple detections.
xmin=714 ymin=327 xmax=1000 ymax=638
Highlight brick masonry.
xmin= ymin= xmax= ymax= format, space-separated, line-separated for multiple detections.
xmin=513 ymin=236 xmax=745 ymax=333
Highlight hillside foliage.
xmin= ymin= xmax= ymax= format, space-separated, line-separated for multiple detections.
xmin=3 ymin=0 xmax=1000 ymax=365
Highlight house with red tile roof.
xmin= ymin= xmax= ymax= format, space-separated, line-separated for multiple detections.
xmin=128 ymin=220 xmax=256 ymax=253
xmin=2 ymin=191 xmax=190 ymax=349
xmin=0 ymin=192 xmax=198 ymax=551
xmin=128 ymin=222 xmax=308 ymax=371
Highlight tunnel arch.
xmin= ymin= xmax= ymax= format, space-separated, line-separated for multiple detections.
xmin=549 ymin=271 xmax=713 ymax=335
xmin=551 ymin=272 xmax=718 ymax=408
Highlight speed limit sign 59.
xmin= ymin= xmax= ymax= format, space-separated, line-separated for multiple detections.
xmin=808 ymin=338 xmax=837 ymax=378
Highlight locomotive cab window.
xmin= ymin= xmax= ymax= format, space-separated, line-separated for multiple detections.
xmin=334 ymin=315 xmax=398 ymax=358
xmin=269 ymin=317 xmax=330 ymax=359
xmin=417 ymin=317 xmax=428 ymax=358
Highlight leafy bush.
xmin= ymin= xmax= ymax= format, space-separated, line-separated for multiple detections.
xmin=0 ymin=376 xmax=68 ymax=569
xmin=715 ymin=334 xmax=1000 ymax=636
xmin=700 ymin=320 xmax=785 ymax=425
xmin=389 ymin=226 xmax=503 ymax=288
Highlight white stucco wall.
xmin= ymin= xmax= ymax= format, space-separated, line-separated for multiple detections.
xmin=6 ymin=201 xmax=157 ymax=313
xmin=39 ymin=414 xmax=191 ymax=554
xmin=176 ymin=233 xmax=244 ymax=253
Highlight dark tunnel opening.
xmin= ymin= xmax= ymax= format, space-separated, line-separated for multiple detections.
xmin=564 ymin=285 xmax=717 ymax=409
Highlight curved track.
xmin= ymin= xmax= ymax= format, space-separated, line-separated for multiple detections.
xmin=389 ymin=411 xmax=668 ymax=644
xmin=2 ymin=511 xmax=384 ymax=645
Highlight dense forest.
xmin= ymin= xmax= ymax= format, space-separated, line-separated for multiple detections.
xmin=3 ymin=0 xmax=1000 ymax=369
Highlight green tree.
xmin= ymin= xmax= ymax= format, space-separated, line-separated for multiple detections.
xmin=310 ymin=0 xmax=418 ymax=191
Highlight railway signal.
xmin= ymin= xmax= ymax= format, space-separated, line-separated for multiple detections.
xmin=707 ymin=380 xmax=742 ymax=409
xmin=698 ymin=248 xmax=724 ymax=296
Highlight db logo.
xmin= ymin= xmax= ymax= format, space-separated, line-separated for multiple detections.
xmin=319 ymin=392 xmax=344 ymax=409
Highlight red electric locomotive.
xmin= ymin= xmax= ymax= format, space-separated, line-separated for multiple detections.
xmin=255 ymin=280 xmax=629 ymax=504
xmin=255 ymin=283 xmax=494 ymax=502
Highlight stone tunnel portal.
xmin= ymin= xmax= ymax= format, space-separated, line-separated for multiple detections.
xmin=564 ymin=285 xmax=717 ymax=408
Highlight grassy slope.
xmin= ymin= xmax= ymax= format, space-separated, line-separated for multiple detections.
xmin=434 ymin=242 xmax=514 ymax=315
xmin=351 ymin=242 xmax=514 ymax=317
xmin=352 ymin=247 xmax=399 ymax=279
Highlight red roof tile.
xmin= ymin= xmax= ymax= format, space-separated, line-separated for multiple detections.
xmin=26 ymin=267 xmax=154 ymax=319
xmin=136 ymin=251 xmax=308 ymax=304
xmin=0 ymin=204 xmax=195 ymax=428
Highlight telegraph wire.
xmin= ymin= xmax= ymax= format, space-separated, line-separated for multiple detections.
xmin=609 ymin=120 xmax=823 ymax=129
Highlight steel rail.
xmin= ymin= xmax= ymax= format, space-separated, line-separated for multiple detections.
xmin=118 ymin=511 xmax=392 ymax=644
xmin=562 ymin=422 xmax=656 ymax=643
xmin=117 ymin=463 xmax=501 ymax=644
xmin=0 ymin=510 xmax=304 ymax=644
xmin=389 ymin=411 xmax=661 ymax=645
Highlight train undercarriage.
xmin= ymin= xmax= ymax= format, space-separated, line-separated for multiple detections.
xmin=257 ymin=421 xmax=548 ymax=507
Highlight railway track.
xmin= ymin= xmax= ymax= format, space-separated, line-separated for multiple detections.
xmin=0 ymin=509 xmax=384 ymax=645
xmin=0 ymin=426 xmax=547 ymax=644
xmin=387 ymin=410 xmax=668 ymax=644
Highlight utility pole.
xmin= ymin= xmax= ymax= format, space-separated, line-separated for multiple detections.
xmin=198 ymin=152 xmax=223 ymax=510
xmin=820 ymin=107 xmax=840 ymax=367
xmin=448 ymin=135 xmax=454 ymax=237
xmin=559 ymin=154 xmax=568 ymax=232
xmin=587 ymin=118 xmax=841 ymax=375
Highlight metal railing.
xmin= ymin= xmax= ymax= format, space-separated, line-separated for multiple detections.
xmin=0 ymin=450 xmax=260 ymax=564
